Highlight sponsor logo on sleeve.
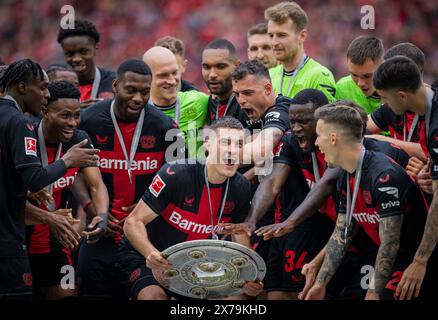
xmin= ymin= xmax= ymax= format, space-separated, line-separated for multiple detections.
xmin=24 ymin=137 xmax=37 ymax=157
xmin=265 ymin=111 xmax=281 ymax=121
xmin=378 ymin=186 xmax=399 ymax=199
xmin=149 ymin=174 xmax=166 ymax=197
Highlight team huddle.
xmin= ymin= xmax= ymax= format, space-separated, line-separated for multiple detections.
xmin=0 ymin=1 xmax=437 ymax=301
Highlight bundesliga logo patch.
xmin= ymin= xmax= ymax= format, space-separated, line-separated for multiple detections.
xmin=24 ymin=137 xmax=37 ymax=157
xmin=149 ymin=174 xmax=166 ymax=197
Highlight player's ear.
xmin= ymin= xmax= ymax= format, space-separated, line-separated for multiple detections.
xmin=112 ymin=79 xmax=119 ymax=94
xmin=298 ymin=29 xmax=307 ymax=43
xmin=264 ymin=82 xmax=273 ymax=95
xmin=330 ymin=132 xmax=336 ymax=145
xmin=397 ymin=90 xmax=408 ymax=102
xmin=180 ymin=59 xmax=188 ymax=74
xmin=17 ymin=81 xmax=26 ymax=95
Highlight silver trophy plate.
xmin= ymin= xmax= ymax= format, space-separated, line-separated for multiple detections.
xmin=153 ymin=239 xmax=266 ymax=299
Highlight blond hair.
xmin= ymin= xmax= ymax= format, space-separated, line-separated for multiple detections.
xmin=264 ymin=1 xmax=308 ymax=30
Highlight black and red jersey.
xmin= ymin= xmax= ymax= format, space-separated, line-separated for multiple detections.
xmin=363 ymin=137 xmax=410 ymax=169
xmin=27 ymin=127 xmax=92 ymax=255
xmin=427 ymin=86 xmax=438 ymax=180
xmin=80 ymin=100 xmax=181 ymax=223
xmin=294 ymin=145 xmax=338 ymax=223
xmin=79 ymin=67 xmax=116 ymax=102
xmin=371 ymin=104 xmax=428 ymax=156
xmin=134 ymin=162 xmax=251 ymax=252
xmin=337 ymin=150 xmax=428 ymax=257
xmin=271 ymin=132 xmax=310 ymax=223
xmin=260 ymin=96 xmax=291 ymax=133
xmin=0 ymin=99 xmax=42 ymax=254
xmin=208 ymin=95 xmax=251 ymax=128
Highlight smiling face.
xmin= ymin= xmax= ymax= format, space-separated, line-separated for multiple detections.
xmin=43 ymin=98 xmax=81 ymax=143
xmin=348 ymin=58 xmax=380 ymax=97
xmin=290 ymin=103 xmax=316 ymax=153
xmin=113 ymin=71 xmax=151 ymax=122
xmin=205 ymin=127 xmax=244 ymax=178
xmin=202 ymin=48 xmax=236 ymax=99
xmin=60 ymin=35 xmax=97 ymax=82
xmin=233 ymin=74 xmax=272 ymax=122
xmin=267 ymin=19 xmax=306 ymax=64
xmin=151 ymin=58 xmax=179 ymax=105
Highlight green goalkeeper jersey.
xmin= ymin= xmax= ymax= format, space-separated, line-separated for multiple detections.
xmin=335 ymin=75 xmax=381 ymax=114
xmin=269 ymin=56 xmax=336 ymax=102
xmin=155 ymin=90 xmax=209 ymax=159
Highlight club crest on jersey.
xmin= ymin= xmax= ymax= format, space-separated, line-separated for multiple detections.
xmin=433 ymin=148 xmax=438 ymax=154
xmin=25 ymin=137 xmax=37 ymax=156
xmin=149 ymin=174 xmax=166 ymax=197
xmin=140 ymin=136 xmax=156 ymax=149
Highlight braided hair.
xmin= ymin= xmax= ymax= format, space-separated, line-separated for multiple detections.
xmin=0 ymin=59 xmax=45 ymax=92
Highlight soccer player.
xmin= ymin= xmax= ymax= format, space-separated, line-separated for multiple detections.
xmin=373 ymin=56 xmax=438 ymax=300
xmin=57 ymin=19 xmax=116 ymax=109
xmin=155 ymin=36 xmax=198 ymax=92
xmin=367 ymin=42 xmax=428 ymax=162
xmin=237 ymin=89 xmax=333 ymax=300
xmin=225 ymin=97 xmax=409 ymax=299
xmin=265 ymin=1 xmax=336 ymax=101
xmin=0 ymin=59 xmax=99 ymax=298
xmin=46 ymin=64 xmax=79 ymax=88
xmin=77 ymin=58 xmax=183 ymax=299
xmin=335 ymin=36 xmax=384 ymax=114
xmin=247 ymin=23 xmax=277 ymax=69
xmin=202 ymin=39 xmax=250 ymax=127
xmin=232 ymin=60 xmax=291 ymax=168
xmin=304 ymin=104 xmax=428 ymax=300
xmin=120 ymin=117 xmax=263 ymax=300
xmin=143 ymin=46 xmax=209 ymax=158
xmin=26 ymin=80 xmax=109 ymax=300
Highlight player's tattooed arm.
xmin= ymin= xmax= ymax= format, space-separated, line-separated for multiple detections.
xmin=372 ymin=214 xmax=403 ymax=294
xmin=415 ymin=182 xmax=438 ymax=262
xmin=316 ymin=214 xmax=354 ymax=286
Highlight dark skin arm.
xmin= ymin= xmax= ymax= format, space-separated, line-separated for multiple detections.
xmin=220 ymin=162 xmax=291 ymax=236
xmin=256 ymin=166 xmax=341 ymax=239
xmin=25 ymin=201 xmax=81 ymax=249
xmin=80 ymin=167 xmax=122 ymax=241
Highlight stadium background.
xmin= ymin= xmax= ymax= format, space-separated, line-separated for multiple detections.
xmin=0 ymin=0 xmax=436 ymax=90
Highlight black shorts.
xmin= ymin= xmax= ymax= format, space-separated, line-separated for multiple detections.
xmin=380 ymin=251 xmax=438 ymax=300
xmin=118 ymin=239 xmax=194 ymax=300
xmin=251 ymin=236 xmax=271 ymax=265
xmin=29 ymin=247 xmax=74 ymax=290
xmin=326 ymin=248 xmax=378 ymax=300
xmin=76 ymin=238 xmax=127 ymax=299
xmin=0 ymin=243 xmax=32 ymax=298
xmin=265 ymin=213 xmax=334 ymax=292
